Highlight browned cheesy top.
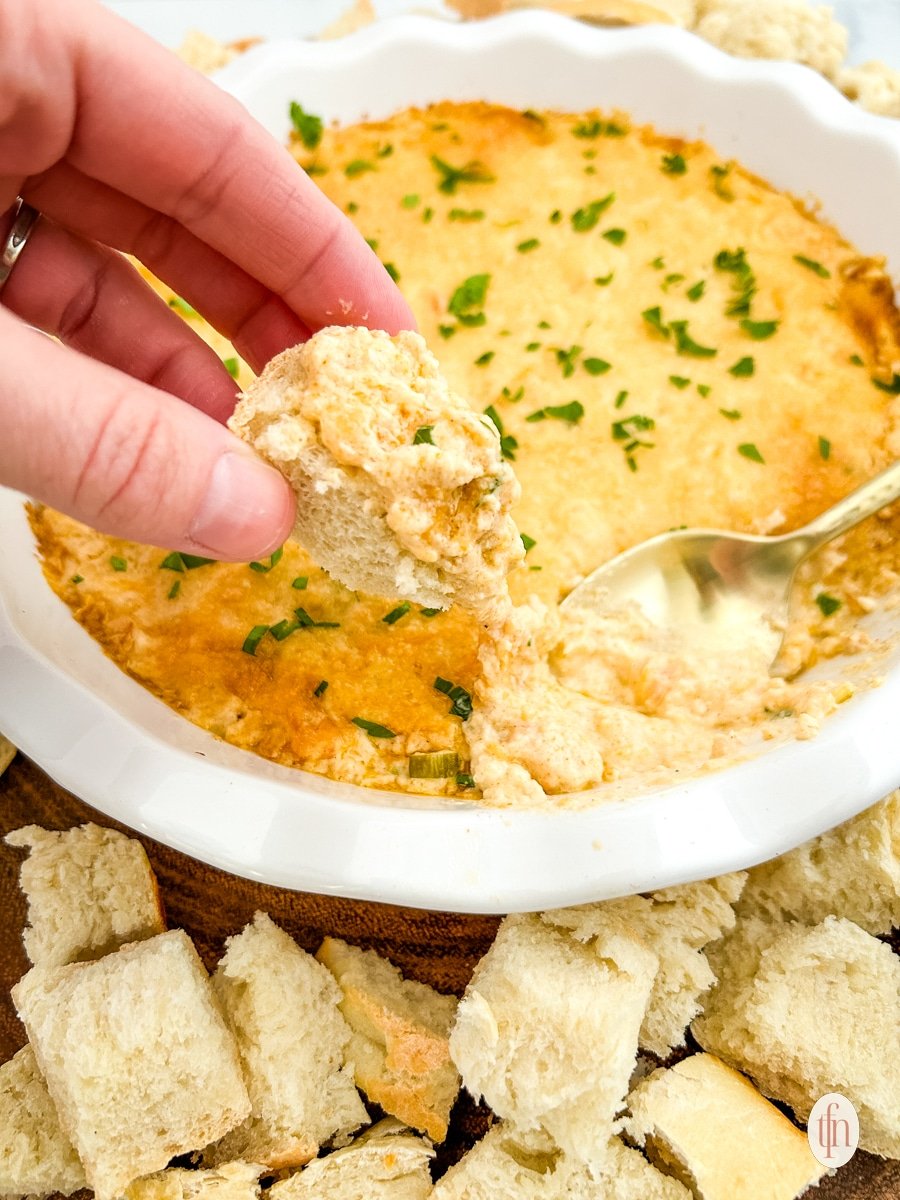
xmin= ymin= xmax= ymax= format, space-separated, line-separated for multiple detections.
xmin=30 ymin=101 xmax=900 ymax=804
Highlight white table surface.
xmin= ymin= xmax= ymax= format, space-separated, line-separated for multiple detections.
xmin=105 ymin=0 xmax=900 ymax=67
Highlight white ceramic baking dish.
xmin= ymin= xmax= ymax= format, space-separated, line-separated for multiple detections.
xmin=1 ymin=11 xmax=899 ymax=911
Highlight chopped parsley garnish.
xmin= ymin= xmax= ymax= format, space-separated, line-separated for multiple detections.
xmin=816 ymin=593 xmax=842 ymax=617
xmin=448 ymin=273 xmax=491 ymax=326
xmin=526 ymin=401 xmax=585 ymax=425
xmin=662 ymin=273 xmax=685 ymax=292
xmin=612 ymin=414 xmax=655 ymax=471
xmin=526 ymin=341 xmax=541 ymax=352
xmin=376 ymin=142 xmax=393 ymax=158
xmin=242 ymin=625 xmax=269 ymax=655
xmin=383 ymin=601 xmax=411 ymax=625
xmin=719 ymin=408 xmax=741 ymax=420
xmin=344 ymin=159 xmax=375 ymax=178
xmin=594 ymin=273 xmax=614 ymax=287
xmin=849 ymin=353 xmax=864 ymax=367
xmin=414 ymin=425 xmax=435 ymax=445
xmin=697 ymin=384 xmax=712 ymax=398
xmin=430 ymin=155 xmax=495 ymax=195
xmin=249 ymin=548 xmax=283 ymax=574
xmin=168 ymin=295 xmax=197 ymax=318
xmin=167 ymin=580 xmax=180 ymax=600
xmin=572 ymin=118 xmax=627 ymax=138
xmin=555 ymin=345 xmax=582 ymax=378
xmin=571 ymin=194 xmax=615 ymax=232
xmin=517 ymin=238 xmax=540 ymax=253
xmin=818 ymin=436 xmax=831 ymax=460
xmin=550 ymin=209 xmax=563 ymax=224
xmin=110 ymin=556 xmax=127 ymax=572
xmin=738 ymin=443 xmax=765 ymax=463
xmin=346 ymin=201 xmax=359 ymax=214
xmin=438 ymin=324 xmax=455 ymax=339
xmin=669 ymin=375 xmax=691 ymax=389
xmin=710 ymin=162 xmax=735 ymax=201
xmin=642 ymin=306 xmax=669 ymax=338
xmin=661 ymin=152 xmax=687 ymax=175
xmin=423 ymin=207 xmax=434 ymax=223
xmin=448 ymin=208 xmax=486 ymax=222
xmin=740 ymin=318 xmax=779 ymax=340
xmin=401 ymin=193 xmax=420 ymax=208
xmin=729 ymin=356 xmax=755 ymax=377
xmin=583 ymin=357 xmax=612 ymax=375
xmin=159 ymin=551 xmax=216 ymax=572
xmin=223 ymin=357 xmax=240 ymax=379
xmin=794 ymin=254 xmax=831 ymax=278
xmin=670 ymin=320 xmax=717 ymax=358
xmin=650 ymin=257 xmax=665 ymax=270
xmin=521 ymin=533 xmax=537 ymax=552
xmin=292 ymin=576 xmax=309 ymax=590
xmin=313 ymin=680 xmax=329 ymax=697
xmin=537 ymin=321 xmax=552 ymax=330
xmin=420 ymin=607 xmax=442 ymax=617
xmin=483 ymin=405 xmax=518 ymax=460
xmin=873 ymin=373 xmax=900 ymax=395
xmin=614 ymin=389 xmax=629 ymax=409
xmin=434 ymin=677 xmax=473 ymax=720
xmin=686 ymin=280 xmax=706 ymax=302
xmin=714 ymin=248 xmax=756 ymax=318
xmin=289 ymin=101 xmax=323 ymax=150
xmin=352 ymin=717 xmax=397 ymax=739
xmin=602 ymin=228 xmax=627 ymax=245
xmin=383 ymin=262 xmax=400 ymax=283
xmin=475 ymin=351 xmax=495 ymax=366
xmin=456 ymin=772 xmax=476 ymax=789
xmin=502 ymin=385 xmax=525 ymax=402
xmin=71 ymin=574 xmax=84 ymax=585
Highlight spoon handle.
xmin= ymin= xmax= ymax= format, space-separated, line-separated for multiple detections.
xmin=793 ymin=459 xmax=900 ymax=550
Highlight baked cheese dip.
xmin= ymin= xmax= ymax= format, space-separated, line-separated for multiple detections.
xmin=29 ymin=101 xmax=900 ymax=806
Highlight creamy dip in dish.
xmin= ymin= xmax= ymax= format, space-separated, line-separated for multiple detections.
xmin=29 ymin=101 xmax=900 ymax=807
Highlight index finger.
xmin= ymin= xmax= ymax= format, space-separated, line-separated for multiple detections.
xmin=60 ymin=0 xmax=415 ymax=336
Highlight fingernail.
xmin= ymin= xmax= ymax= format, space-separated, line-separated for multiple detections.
xmin=189 ymin=452 xmax=294 ymax=559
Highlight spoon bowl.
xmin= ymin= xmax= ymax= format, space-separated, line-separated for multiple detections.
xmin=561 ymin=461 xmax=900 ymax=669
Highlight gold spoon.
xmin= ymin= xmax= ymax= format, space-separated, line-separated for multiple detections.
xmin=560 ymin=460 xmax=900 ymax=669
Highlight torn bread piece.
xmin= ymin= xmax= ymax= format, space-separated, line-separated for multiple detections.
xmin=11 ymin=929 xmax=250 ymax=1200
xmin=5 ymin=823 xmax=166 ymax=968
xmin=430 ymin=1122 xmax=690 ymax=1199
xmin=626 ymin=1053 xmax=825 ymax=1200
xmin=0 ymin=734 xmax=15 ymax=778
xmin=449 ymin=914 xmax=657 ymax=1172
xmin=693 ymin=0 xmax=847 ymax=80
xmin=736 ymin=791 xmax=900 ymax=935
xmin=837 ymin=60 xmax=900 ymax=118
xmin=0 ymin=1043 xmax=86 ymax=1197
xmin=122 ymin=1161 xmax=264 ymax=1200
xmin=268 ymin=1119 xmax=433 ymax=1200
xmin=229 ymin=327 xmax=523 ymax=616
xmin=316 ymin=936 xmax=460 ymax=1142
xmin=205 ymin=912 xmax=368 ymax=1170
xmin=542 ymin=873 xmax=746 ymax=1057
xmin=692 ymin=915 xmax=900 ymax=1158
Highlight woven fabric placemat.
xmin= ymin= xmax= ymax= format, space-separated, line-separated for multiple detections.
xmin=1 ymin=753 xmax=897 ymax=1197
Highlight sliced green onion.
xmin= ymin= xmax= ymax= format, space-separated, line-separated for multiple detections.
xmin=409 ymin=750 xmax=460 ymax=779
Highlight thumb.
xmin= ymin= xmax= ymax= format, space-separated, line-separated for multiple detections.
xmin=0 ymin=310 xmax=295 ymax=560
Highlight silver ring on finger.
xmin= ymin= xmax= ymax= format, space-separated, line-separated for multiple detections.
xmin=0 ymin=198 xmax=41 ymax=297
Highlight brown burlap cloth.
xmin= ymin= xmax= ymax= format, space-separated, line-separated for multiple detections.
xmin=1 ymin=754 xmax=897 ymax=1198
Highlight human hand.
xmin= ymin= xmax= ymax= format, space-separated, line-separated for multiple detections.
xmin=0 ymin=0 xmax=414 ymax=560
